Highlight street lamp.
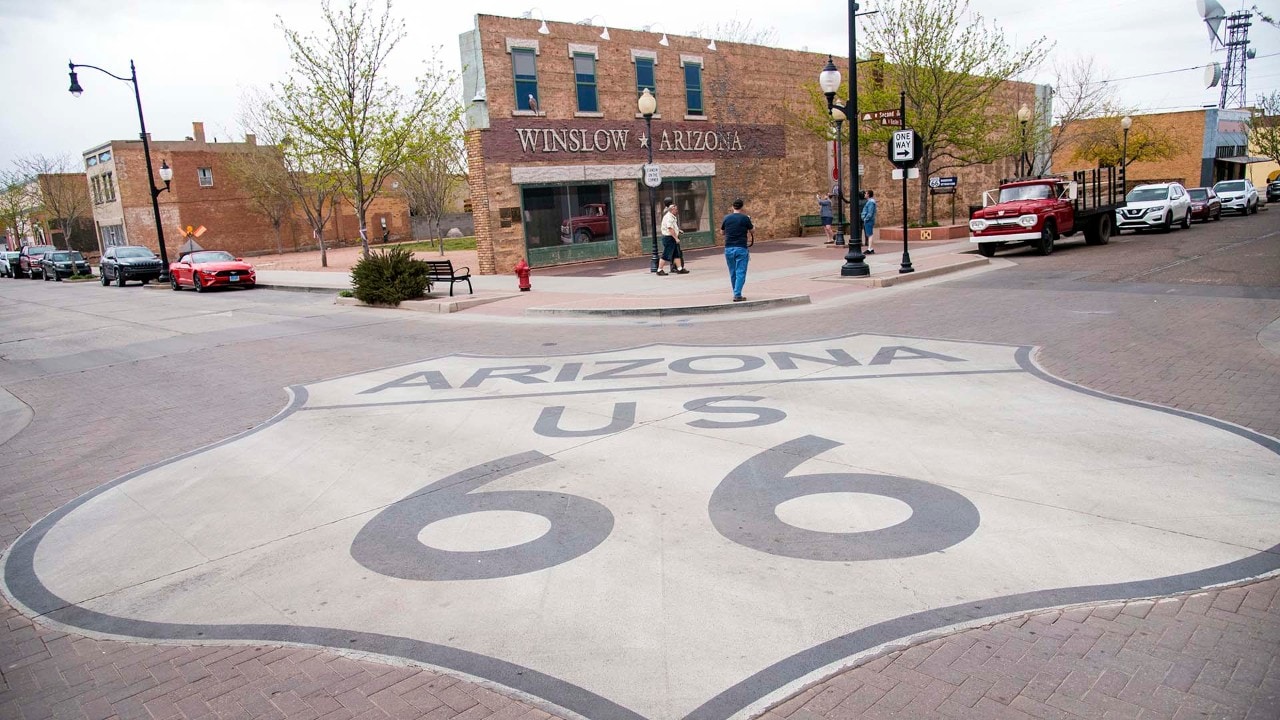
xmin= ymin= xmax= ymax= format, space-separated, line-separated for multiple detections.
xmin=831 ymin=105 xmax=847 ymax=246
xmin=68 ymin=60 xmax=173 ymax=281
xmin=1121 ymin=115 xmax=1132 ymax=191
xmin=828 ymin=7 xmax=871 ymax=278
xmin=1018 ymin=103 xmax=1032 ymax=177
xmin=638 ymin=88 xmax=660 ymax=273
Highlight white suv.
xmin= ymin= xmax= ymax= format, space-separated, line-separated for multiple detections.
xmin=1115 ymin=183 xmax=1193 ymax=233
xmin=1211 ymin=179 xmax=1258 ymax=215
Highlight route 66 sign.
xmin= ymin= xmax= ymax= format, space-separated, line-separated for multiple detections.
xmin=7 ymin=335 xmax=1279 ymax=720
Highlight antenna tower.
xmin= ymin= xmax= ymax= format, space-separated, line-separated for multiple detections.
xmin=1219 ymin=11 xmax=1253 ymax=108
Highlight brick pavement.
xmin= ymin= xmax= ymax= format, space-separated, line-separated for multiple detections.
xmin=1 ymin=213 xmax=1278 ymax=719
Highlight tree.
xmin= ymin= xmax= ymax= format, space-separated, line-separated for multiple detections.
xmin=0 ymin=174 xmax=36 ymax=247
xmin=689 ymin=18 xmax=779 ymax=47
xmin=1071 ymin=116 xmax=1181 ymax=170
xmin=241 ymin=91 xmax=342 ymax=267
xmin=15 ymin=155 xmax=90 ymax=252
xmin=1249 ymin=91 xmax=1280 ymax=167
xmin=397 ymin=117 xmax=464 ymax=254
xmin=224 ymin=144 xmax=295 ymax=254
xmin=1029 ymin=57 xmax=1124 ymax=175
xmin=275 ymin=0 xmax=456 ymax=257
xmin=864 ymin=0 xmax=1052 ymax=222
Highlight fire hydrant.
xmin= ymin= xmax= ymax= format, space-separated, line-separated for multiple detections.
xmin=515 ymin=258 xmax=532 ymax=291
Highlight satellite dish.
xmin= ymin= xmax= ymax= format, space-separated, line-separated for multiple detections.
xmin=1204 ymin=62 xmax=1222 ymax=88
xmin=1247 ymin=48 xmax=1257 ymax=60
xmin=1198 ymin=0 xmax=1227 ymax=46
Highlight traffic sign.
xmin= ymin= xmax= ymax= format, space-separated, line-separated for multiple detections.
xmin=642 ymin=163 xmax=662 ymax=188
xmin=861 ymin=109 xmax=901 ymax=123
xmin=890 ymin=129 xmax=921 ymax=168
xmin=929 ymin=176 xmax=958 ymax=190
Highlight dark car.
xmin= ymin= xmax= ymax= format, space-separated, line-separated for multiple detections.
xmin=18 ymin=245 xmax=56 ymax=279
xmin=1187 ymin=187 xmax=1222 ymax=223
xmin=0 ymin=250 xmax=18 ymax=278
xmin=40 ymin=250 xmax=92 ymax=281
xmin=1268 ymin=180 xmax=1280 ymax=203
xmin=99 ymin=245 xmax=164 ymax=286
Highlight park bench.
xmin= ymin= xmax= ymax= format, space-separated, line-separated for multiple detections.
xmin=423 ymin=259 xmax=473 ymax=296
xmin=798 ymin=215 xmax=851 ymax=237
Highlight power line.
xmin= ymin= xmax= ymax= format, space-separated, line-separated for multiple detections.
xmin=1099 ymin=51 xmax=1280 ymax=84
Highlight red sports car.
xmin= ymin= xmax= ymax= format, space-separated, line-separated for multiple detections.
xmin=170 ymin=250 xmax=256 ymax=292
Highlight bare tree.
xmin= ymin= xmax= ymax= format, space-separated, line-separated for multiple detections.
xmin=1029 ymin=57 xmax=1124 ymax=175
xmin=274 ymin=0 xmax=456 ymax=257
xmin=0 ymin=172 xmax=37 ymax=247
xmin=1250 ymin=91 xmax=1280 ymax=167
xmin=397 ymin=118 xmax=464 ymax=254
xmin=16 ymin=154 xmax=91 ymax=252
xmin=224 ymin=145 xmax=294 ymax=254
xmin=1071 ymin=116 xmax=1181 ymax=170
xmin=689 ymin=18 xmax=779 ymax=46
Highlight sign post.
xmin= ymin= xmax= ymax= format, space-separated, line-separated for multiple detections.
xmin=642 ymin=163 xmax=662 ymax=188
xmin=929 ymin=176 xmax=958 ymax=224
xmin=887 ymin=91 xmax=919 ymax=274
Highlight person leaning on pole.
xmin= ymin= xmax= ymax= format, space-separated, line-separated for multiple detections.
xmin=657 ymin=198 xmax=689 ymax=275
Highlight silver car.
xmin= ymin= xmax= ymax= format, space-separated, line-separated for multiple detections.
xmin=1115 ymin=183 xmax=1193 ymax=233
xmin=1212 ymin=179 xmax=1258 ymax=215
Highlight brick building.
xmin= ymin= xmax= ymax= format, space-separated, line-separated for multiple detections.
xmin=82 ymin=122 xmax=410 ymax=258
xmin=1052 ymin=108 xmax=1265 ymax=191
xmin=459 ymin=14 xmax=1045 ymax=273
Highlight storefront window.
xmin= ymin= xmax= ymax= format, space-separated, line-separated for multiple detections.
xmin=637 ymin=179 xmax=711 ymax=241
xmin=521 ymin=184 xmax=614 ymax=249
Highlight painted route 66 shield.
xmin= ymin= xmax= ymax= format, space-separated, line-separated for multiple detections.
xmin=6 ymin=335 xmax=1280 ymax=720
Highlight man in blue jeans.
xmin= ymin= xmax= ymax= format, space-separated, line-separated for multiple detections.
xmin=720 ymin=198 xmax=754 ymax=302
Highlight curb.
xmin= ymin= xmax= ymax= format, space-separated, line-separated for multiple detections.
xmin=867 ymin=256 xmax=989 ymax=287
xmin=335 ymin=293 xmax=515 ymax=313
xmin=524 ymin=294 xmax=811 ymax=317
xmin=256 ymin=283 xmax=348 ymax=294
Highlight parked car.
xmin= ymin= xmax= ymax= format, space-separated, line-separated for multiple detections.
xmin=99 ymin=245 xmax=164 ymax=286
xmin=1212 ymin=179 xmax=1258 ymax=215
xmin=0 ymin=250 xmax=18 ymax=278
xmin=40 ymin=250 xmax=92 ymax=281
xmin=1114 ymin=183 xmax=1192 ymax=233
xmin=968 ymin=169 xmax=1125 ymax=256
xmin=1266 ymin=179 xmax=1280 ymax=204
xmin=169 ymin=250 xmax=256 ymax=292
xmin=18 ymin=245 xmax=57 ymax=279
xmin=1186 ymin=187 xmax=1223 ymax=223
xmin=560 ymin=203 xmax=612 ymax=243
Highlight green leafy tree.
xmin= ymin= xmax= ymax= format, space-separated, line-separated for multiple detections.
xmin=864 ymin=0 xmax=1052 ymax=221
xmin=275 ymin=0 xmax=457 ymax=257
xmin=1250 ymin=91 xmax=1280 ymax=167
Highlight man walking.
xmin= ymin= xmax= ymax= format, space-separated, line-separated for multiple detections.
xmin=861 ymin=189 xmax=878 ymax=254
xmin=657 ymin=198 xmax=688 ymax=275
xmin=720 ymin=198 xmax=754 ymax=302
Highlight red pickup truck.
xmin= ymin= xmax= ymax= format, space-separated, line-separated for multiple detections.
xmin=969 ymin=167 xmax=1125 ymax=257
xmin=18 ymin=245 xmax=57 ymax=279
xmin=560 ymin=204 xmax=612 ymax=243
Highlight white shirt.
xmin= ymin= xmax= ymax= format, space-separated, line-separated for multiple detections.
xmin=660 ymin=210 xmax=679 ymax=239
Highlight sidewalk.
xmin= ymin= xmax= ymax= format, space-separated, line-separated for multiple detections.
xmin=253 ymin=236 xmax=990 ymax=317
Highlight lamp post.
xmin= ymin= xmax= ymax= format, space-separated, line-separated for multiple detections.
xmin=1018 ymin=103 xmax=1032 ymax=178
xmin=638 ymin=88 xmax=660 ymax=273
xmin=1120 ymin=115 xmax=1132 ymax=191
xmin=831 ymin=105 xmax=847 ymax=246
xmin=824 ymin=8 xmax=871 ymax=277
xmin=68 ymin=60 xmax=174 ymax=280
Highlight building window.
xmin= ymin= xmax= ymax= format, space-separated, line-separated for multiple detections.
xmin=512 ymin=48 xmax=539 ymax=112
xmin=86 ymin=156 xmax=98 ymax=168
xmin=573 ymin=53 xmax=598 ymax=113
xmin=638 ymin=179 xmax=711 ymax=242
xmin=90 ymin=177 xmax=101 ymax=205
xmin=103 ymin=172 xmax=116 ymax=202
xmin=197 ymin=167 xmax=214 ymax=187
xmin=98 ymin=150 xmax=112 ymax=163
xmin=520 ymin=183 xmax=613 ymax=250
xmin=101 ymin=224 xmax=125 ymax=247
xmin=635 ymin=57 xmax=656 ymax=101
xmin=684 ymin=62 xmax=704 ymax=116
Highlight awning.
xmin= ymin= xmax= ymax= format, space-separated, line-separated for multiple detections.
xmin=1216 ymin=156 xmax=1272 ymax=164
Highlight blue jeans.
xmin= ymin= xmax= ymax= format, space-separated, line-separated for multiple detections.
xmin=725 ymin=246 xmax=749 ymax=298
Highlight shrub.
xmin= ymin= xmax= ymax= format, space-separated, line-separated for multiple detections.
xmin=350 ymin=247 xmax=432 ymax=306
xmin=337 ymin=289 xmax=354 ymax=298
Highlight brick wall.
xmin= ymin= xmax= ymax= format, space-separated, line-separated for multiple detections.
xmin=1053 ymin=110 xmax=1208 ymax=190
xmin=466 ymin=14 xmax=1039 ymax=272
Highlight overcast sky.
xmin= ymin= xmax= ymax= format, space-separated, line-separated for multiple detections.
xmin=1 ymin=0 xmax=1276 ymax=172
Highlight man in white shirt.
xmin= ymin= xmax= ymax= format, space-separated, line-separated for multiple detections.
xmin=657 ymin=198 xmax=689 ymax=275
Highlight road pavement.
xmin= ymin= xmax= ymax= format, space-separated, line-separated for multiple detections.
xmin=1 ymin=215 xmax=1278 ymax=720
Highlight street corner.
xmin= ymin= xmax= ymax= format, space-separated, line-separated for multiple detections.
xmin=5 ymin=334 xmax=1280 ymax=720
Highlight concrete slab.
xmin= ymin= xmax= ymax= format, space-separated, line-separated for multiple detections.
xmin=7 ymin=335 xmax=1279 ymax=720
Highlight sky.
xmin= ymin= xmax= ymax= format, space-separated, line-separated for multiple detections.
xmin=1 ymin=0 xmax=1277 ymax=172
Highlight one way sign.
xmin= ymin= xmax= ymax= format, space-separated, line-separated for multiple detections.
xmin=890 ymin=129 xmax=920 ymax=168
